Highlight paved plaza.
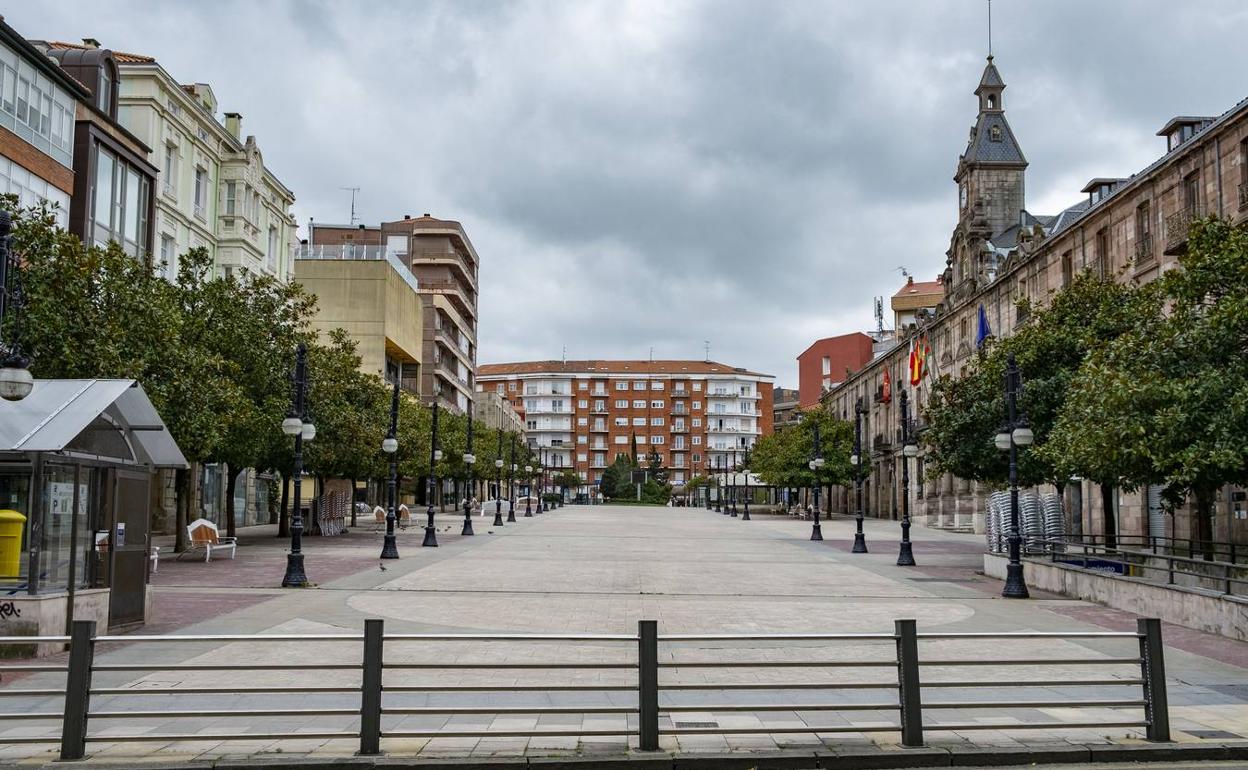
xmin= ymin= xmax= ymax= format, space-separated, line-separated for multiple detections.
xmin=2 ymin=505 xmax=1248 ymax=765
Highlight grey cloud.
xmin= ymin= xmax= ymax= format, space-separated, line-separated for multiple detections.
xmin=11 ymin=0 xmax=1248 ymax=386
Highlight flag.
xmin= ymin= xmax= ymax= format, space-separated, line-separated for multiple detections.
xmin=881 ymin=368 xmax=892 ymax=403
xmin=909 ymin=335 xmax=931 ymax=386
xmin=920 ymin=334 xmax=935 ymax=382
xmin=976 ymin=304 xmax=992 ymax=350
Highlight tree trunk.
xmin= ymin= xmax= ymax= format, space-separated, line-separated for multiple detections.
xmin=224 ymin=467 xmax=238 ymax=539
xmin=1101 ymin=482 xmax=1117 ymax=550
xmin=350 ymin=477 xmax=358 ymax=527
xmin=1066 ymin=479 xmax=1083 ymax=539
xmin=1195 ymin=486 xmax=1215 ymax=561
xmin=267 ymin=478 xmax=278 ymax=525
xmin=174 ymin=467 xmax=189 ymax=553
xmin=277 ymin=473 xmax=290 ymax=538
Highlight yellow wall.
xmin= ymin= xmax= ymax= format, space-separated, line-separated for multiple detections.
xmin=294 ymin=259 xmax=423 ymax=381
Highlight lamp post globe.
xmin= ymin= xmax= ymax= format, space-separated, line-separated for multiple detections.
xmin=0 ymin=365 xmax=33 ymax=401
xmin=282 ymin=416 xmax=302 ymax=436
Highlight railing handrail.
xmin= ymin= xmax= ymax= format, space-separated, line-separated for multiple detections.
xmin=0 ymin=616 xmax=1172 ymax=760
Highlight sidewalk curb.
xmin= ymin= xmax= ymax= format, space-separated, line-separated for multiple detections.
xmin=16 ymin=742 xmax=1248 ymax=770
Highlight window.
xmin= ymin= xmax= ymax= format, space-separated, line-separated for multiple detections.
xmin=578 ymin=435 xmax=587 ymax=445
xmin=162 ymin=145 xmax=177 ymax=197
xmin=615 ymin=400 xmax=628 ymax=409
xmin=632 ymin=417 xmax=646 ymax=426
xmin=578 ymin=399 xmax=587 ymax=408
xmin=578 ymin=381 xmax=588 ymax=390
xmin=821 ymin=356 xmax=831 ymax=376
xmin=98 ymin=67 xmax=112 ymax=113
xmin=651 ymin=417 xmax=664 ymax=426
xmin=692 ymin=401 xmax=701 ymax=410
xmin=692 ymin=453 xmax=701 ymax=463
xmin=593 ymin=400 xmax=605 ymax=411
xmin=692 ymin=382 xmax=702 ymax=391
xmin=225 ymin=181 xmax=237 ymax=215
xmin=1060 ymin=251 xmax=1073 ymax=287
xmin=551 ymin=399 xmax=564 ymax=411
xmin=577 ymin=417 xmax=587 ymax=426
xmin=496 ymin=383 xmax=504 ymax=393
xmin=1095 ymin=227 xmax=1109 ymax=279
xmin=508 ymin=381 xmax=517 ymax=391
xmin=193 ymin=167 xmax=207 ymax=219
xmin=160 ymin=234 xmax=175 ymax=273
xmin=577 ymin=453 xmax=587 ymax=462
xmin=692 ymin=436 xmax=702 ymax=445
xmin=616 ymin=381 xmax=628 ymax=391
xmin=960 ymin=182 xmax=968 ymax=210
xmin=267 ymin=226 xmax=278 ymax=271
xmin=613 ymin=435 xmax=628 ymax=444
xmin=649 ymin=400 xmax=663 ymax=409
xmin=650 ymin=436 xmax=664 ymax=445
xmin=651 ymin=381 xmax=663 ymax=390
xmin=691 ymin=417 xmax=701 ymax=427
xmin=1135 ymin=201 xmax=1152 ymax=262
xmin=526 ymin=420 xmax=537 ymax=430
xmin=633 ymin=381 xmax=645 ymax=390
xmin=93 ymin=147 xmax=114 ymax=233
xmin=614 ymin=417 xmax=627 ymax=426
xmin=989 ymin=125 xmax=1002 ymax=142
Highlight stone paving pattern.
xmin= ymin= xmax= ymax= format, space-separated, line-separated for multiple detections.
xmin=1 ymin=505 xmax=1246 ymax=764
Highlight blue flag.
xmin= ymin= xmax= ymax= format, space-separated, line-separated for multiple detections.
xmin=975 ymin=303 xmax=992 ymax=350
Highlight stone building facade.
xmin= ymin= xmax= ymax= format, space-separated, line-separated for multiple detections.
xmin=824 ymin=56 xmax=1248 ymax=549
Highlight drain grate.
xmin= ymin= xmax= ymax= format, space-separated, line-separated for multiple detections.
xmin=1185 ymin=729 xmax=1244 ymax=740
xmin=673 ymin=721 xmax=719 ymax=729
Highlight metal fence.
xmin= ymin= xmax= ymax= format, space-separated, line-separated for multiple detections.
xmin=0 ymin=618 xmax=1170 ymax=760
xmin=1044 ymin=537 xmax=1248 ymax=596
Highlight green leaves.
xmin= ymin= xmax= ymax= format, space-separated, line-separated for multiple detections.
xmin=750 ymin=409 xmax=853 ymax=488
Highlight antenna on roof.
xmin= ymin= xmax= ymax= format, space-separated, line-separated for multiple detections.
xmin=897 ymin=266 xmax=910 ymax=279
xmin=340 ymin=186 xmax=361 ymax=226
xmin=704 ymin=340 xmax=710 ymax=362
xmin=649 ymin=347 xmax=654 ymax=363
xmin=562 ymin=346 xmax=566 ymax=366
xmin=874 ymin=297 xmax=885 ymax=335
xmin=987 ymin=0 xmax=993 ymax=59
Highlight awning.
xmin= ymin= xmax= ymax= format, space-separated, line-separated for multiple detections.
xmin=0 ymin=379 xmax=188 ymax=468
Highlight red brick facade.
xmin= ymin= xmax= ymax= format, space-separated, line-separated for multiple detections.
xmin=796 ymin=333 xmax=875 ymax=409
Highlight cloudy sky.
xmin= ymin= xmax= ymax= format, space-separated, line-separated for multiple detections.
xmin=14 ymin=1 xmax=1248 ymax=386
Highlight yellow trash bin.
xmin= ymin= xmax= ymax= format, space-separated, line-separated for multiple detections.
xmin=0 ymin=509 xmax=26 ymax=578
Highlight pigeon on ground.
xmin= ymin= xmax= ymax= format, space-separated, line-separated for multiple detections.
xmin=379 ymin=563 xmax=387 ymax=571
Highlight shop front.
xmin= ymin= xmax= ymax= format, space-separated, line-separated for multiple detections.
xmin=0 ymin=380 xmax=185 ymax=655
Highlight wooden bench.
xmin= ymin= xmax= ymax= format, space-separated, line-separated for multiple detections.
xmin=180 ymin=518 xmax=237 ymax=562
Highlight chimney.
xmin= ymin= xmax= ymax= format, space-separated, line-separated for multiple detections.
xmin=81 ymin=38 xmax=101 ymax=49
xmin=224 ymin=112 xmax=242 ymax=140
xmin=403 ymin=214 xmax=411 ymax=220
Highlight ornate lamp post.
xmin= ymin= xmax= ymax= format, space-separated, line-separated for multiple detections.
xmin=729 ymin=449 xmax=739 ymax=517
xmin=507 ymin=435 xmax=517 ymax=523
xmin=741 ymin=448 xmax=752 ymax=521
xmin=462 ymin=402 xmax=476 ymax=537
xmin=281 ymin=343 xmax=315 ymax=587
xmin=493 ymin=428 xmax=505 ymax=527
xmin=809 ymin=421 xmax=825 ymax=541
xmin=524 ymin=461 xmax=534 ymax=517
xmin=851 ymin=396 xmax=868 ymax=553
xmin=423 ymin=402 xmax=442 ymax=548
xmin=541 ymin=450 xmax=550 ymax=511
xmin=996 ymin=352 xmax=1034 ymax=598
xmin=0 ymin=210 xmax=33 ymax=402
xmin=380 ymin=378 xmax=401 ymax=559
xmin=896 ymin=390 xmax=917 ymax=566
xmin=719 ymin=451 xmax=728 ymax=514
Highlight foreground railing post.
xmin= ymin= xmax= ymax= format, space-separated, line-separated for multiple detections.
xmin=638 ymin=619 xmax=659 ymax=751
xmin=1138 ymin=617 xmax=1170 ymax=742
xmin=359 ymin=619 xmax=384 ymax=755
xmin=895 ymin=618 xmax=924 ymax=747
xmin=60 ymin=620 xmax=96 ymax=760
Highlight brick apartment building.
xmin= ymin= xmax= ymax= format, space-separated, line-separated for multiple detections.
xmin=306 ymin=213 xmax=479 ymax=413
xmin=796 ymin=333 xmax=874 ymax=408
xmin=476 ymin=360 xmax=775 ymax=496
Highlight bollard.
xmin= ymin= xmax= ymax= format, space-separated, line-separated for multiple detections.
xmin=637 ymin=620 xmax=659 ymax=751
xmin=60 ymin=620 xmax=97 ymax=760
xmin=1138 ymin=617 xmax=1170 ymax=742
xmin=359 ymin=619 xmax=384 ymax=755
xmin=894 ymin=618 xmax=924 ymax=747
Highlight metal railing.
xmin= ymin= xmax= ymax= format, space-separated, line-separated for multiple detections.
xmin=1049 ymin=533 xmax=1247 ymax=565
xmin=1239 ymin=181 xmax=1248 ymax=211
xmin=1135 ymin=233 xmax=1155 ymax=264
xmin=0 ymin=618 xmax=1170 ymax=760
xmin=1042 ymin=537 xmax=1248 ymax=597
xmin=1164 ymin=204 xmax=1201 ymax=251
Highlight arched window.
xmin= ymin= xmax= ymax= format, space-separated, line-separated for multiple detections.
xmin=987 ymin=94 xmax=997 ymax=109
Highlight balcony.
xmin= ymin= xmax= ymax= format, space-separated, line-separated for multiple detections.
xmin=671 ymin=407 xmax=689 ymax=415
xmin=524 ymin=405 xmax=573 ymax=415
xmin=1134 ymin=233 xmax=1154 ymax=266
xmin=672 ymin=390 xmax=688 ymax=398
xmin=1164 ymin=204 xmax=1202 ymax=255
xmin=671 ymin=425 xmax=688 ymax=433
xmin=872 ymin=433 xmax=891 ymax=453
xmin=590 ymin=424 xmax=608 ymax=433
xmin=1240 ymin=182 xmax=1248 ymax=212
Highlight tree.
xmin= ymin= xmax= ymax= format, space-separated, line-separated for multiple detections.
xmin=600 ymin=453 xmax=635 ymax=499
xmin=1043 ymin=218 xmax=1248 ymax=552
xmin=554 ymin=469 xmax=582 ymax=499
xmin=922 ymin=273 xmax=1145 ymax=489
xmin=645 ymin=448 xmax=668 ymax=486
xmin=750 ymin=409 xmax=852 ymax=493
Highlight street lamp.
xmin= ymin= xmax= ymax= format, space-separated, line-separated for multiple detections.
xmin=998 ymin=352 xmax=1033 ymax=599
xmin=380 ymin=378 xmax=401 ymax=560
xmin=896 ymin=390 xmax=917 ymax=566
xmin=423 ymin=402 xmax=441 ymax=548
xmin=493 ymin=428 xmax=505 ymax=527
xmin=462 ymin=401 xmax=476 ymax=537
xmin=729 ymin=449 xmax=739 ymax=517
xmin=0 ymin=210 xmax=32 ymax=402
xmin=809 ymin=421 xmax=825 ymax=541
xmin=507 ymin=435 xmax=517 ymax=523
xmin=281 ymin=343 xmax=313 ymax=587
xmin=741 ymin=448 xmax=752 ymax=521
xmin=851 ymin=396 xmax=869 ymax=553
xmin=524 ymin=462 xmax=534 ymax=517
xmin=719 ymin=451 xmax=729 ymax=514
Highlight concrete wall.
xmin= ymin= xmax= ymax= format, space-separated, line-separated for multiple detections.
xmin=984 ymin=553 xmax=1248 ymax=642
xmin=0 ymin=588 xmax=111 ymax=657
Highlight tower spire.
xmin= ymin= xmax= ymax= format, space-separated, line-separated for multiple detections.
xmin=987 ymin=0 xmax=993 ymax=60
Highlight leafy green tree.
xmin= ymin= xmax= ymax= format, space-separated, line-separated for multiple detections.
xmin=600 ymin=453 xmax=635 ymax=499
xmin=750 ymin=409 xmax=852 ymax=492
xmin=1043 ymin=218 xmax=1248 ymax=551
xmin=922 ymin=273 xmax=1144 ymax=488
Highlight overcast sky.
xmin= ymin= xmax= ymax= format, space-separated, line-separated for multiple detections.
xmin=14 ymin=1 xmax=1248 ymax=387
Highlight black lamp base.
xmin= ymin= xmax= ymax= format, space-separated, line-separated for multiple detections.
xmin=810 ymin=523 xmax=823 ymax=541
xmin=852 ymin=531 xmax=868 ymax=553
xmin=282 ymin=553 xmax=309 ymax=587
xmin=896 ymin=541 xmax=916 ymax=566
xmin=380 ymin=533 xmax=400 ymax=559
xmin=422 ymin=526 xmax=439 ymax=547
xmin=461 ymin=517 xmax=474 ymax=536
xmin=1002 ymin=562 xmax=1030 ymax=598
